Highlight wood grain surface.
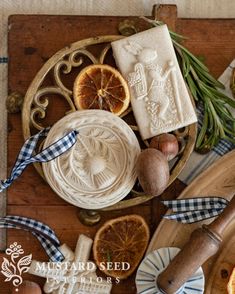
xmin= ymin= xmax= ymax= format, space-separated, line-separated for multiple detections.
xmin=0 ymin=107 xmax=7 ymax=251
xmin=1 ymin=5 xmax=235 ymax=294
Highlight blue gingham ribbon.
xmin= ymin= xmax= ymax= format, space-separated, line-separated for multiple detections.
xmin=0 ymin=57 xmax=8 ymax=63
xmin=162 ymin=197 xmax=229 ymax=223
xmin=0 ymin=216 xmax=64 ymax=262
xmin=0 ymin=127 xmax=78 ymax=192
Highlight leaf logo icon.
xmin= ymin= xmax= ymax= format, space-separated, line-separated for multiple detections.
xmin=1 ymin=257 xmax=15 ymax=281
xmin=1 ymin=243 xmax=32 ymax=288
xmin=18 ymin=254 xmax=32 ymax=275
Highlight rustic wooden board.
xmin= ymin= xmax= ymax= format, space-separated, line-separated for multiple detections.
xmin=0 ymin=105 xmax=7 ymax=251
xmin=147 ymin=150 xmax=235 ymax=294
xmin=2 ymin=6 xmax=183 ymax=294
xmin=1 ymin=4 xmax=235 ymax=293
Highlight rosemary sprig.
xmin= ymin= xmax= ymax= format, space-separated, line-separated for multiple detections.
xmin=141 ymin=17 xmax=235 ymax=151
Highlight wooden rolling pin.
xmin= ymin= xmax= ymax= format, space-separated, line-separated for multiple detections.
xmin=157 ymin=194 xmax=235 ymax=294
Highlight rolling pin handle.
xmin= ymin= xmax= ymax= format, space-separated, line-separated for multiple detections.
xmin=157 ymin=194 xmax=235 ymax=294
xmin=208 ymin=194 xmax=235 ymax=235
xmin=157 ymin=226 xmax=221 ymax=294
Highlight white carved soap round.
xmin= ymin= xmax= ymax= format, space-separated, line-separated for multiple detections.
xmin=43 ymin=110 xmax=140 ymax=209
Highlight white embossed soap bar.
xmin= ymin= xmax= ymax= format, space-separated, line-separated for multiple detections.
xmin=42 ymin=110 xmax=140 ymax=210
xmin=111 ymin=25 xmax=197 ymax=140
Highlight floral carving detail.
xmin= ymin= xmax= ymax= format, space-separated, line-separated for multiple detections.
xmin=1 ymin=242 xmax=32 ymax=288
xmin=60 ymin=128 xmax=124 ymax=191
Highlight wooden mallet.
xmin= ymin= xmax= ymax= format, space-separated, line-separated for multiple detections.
xmin=157 ymin=194 xmax=235 ymax=293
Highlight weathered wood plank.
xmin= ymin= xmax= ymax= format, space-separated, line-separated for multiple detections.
xmin=0 ymin=151 xmax=6 ymax=253
xmin=0 ymin=65 xmax=7 ymax=251
xmin=0 ymin=204 xmax=152 ymax=293
xmin=3 ymin=6 xmax=235 ymax=293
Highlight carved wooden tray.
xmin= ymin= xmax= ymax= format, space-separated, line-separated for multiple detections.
xmin=21 ymin=34 xmax=197 ymax=211
xmin=147 ymin=150 xmax=235 ymax=293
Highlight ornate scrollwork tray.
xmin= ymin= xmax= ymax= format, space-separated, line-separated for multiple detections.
xmin=22 ymin=35 xmax=197 ymax=211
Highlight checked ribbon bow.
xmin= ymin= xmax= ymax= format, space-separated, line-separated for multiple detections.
xmin=0 ymin=215 xmax=64 ymax=262
xmin=0 ymin=127 xmax=232 ymax=258
xmin=0 ymin=127 xmax=78 ymax=192
xmin=162 ymin=197 xmax=229 ymax=223
xmin=0 ymin=127 xmax=78 ymax=261
xmin=0 ymin=197 xmax=229 ymax=261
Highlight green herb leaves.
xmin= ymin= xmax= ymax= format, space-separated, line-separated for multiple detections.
xmin=142 ymin=17 xmax=235 ymax=151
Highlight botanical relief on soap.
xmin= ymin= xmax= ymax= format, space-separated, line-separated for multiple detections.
xmin=124 ymin=41 xmax=183 ymax=134
xmin=43 ymin=110 xmax=140 ymax=209
xmin=59 ymin=128 xmax=123 ymax=192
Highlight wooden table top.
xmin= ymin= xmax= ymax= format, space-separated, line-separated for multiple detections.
xmin=1 ymin=5 xmax=235 ymax=294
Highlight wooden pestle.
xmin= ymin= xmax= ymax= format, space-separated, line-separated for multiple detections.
xmin=157 ymin=194 xmax=235 ymax=294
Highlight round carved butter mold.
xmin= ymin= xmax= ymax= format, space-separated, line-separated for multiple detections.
xmin=42 ymin=110 xmax=141 ymax=209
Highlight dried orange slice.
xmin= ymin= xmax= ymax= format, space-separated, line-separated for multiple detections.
xmin=73 ymin=64 xmax=130 ymax=116
xmin=93 ymin=215 xmax=150 ymax=279
xmin=228 ymin=267 xmax=235 ymax=294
